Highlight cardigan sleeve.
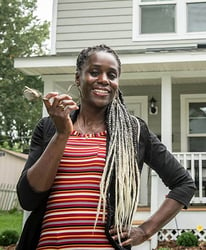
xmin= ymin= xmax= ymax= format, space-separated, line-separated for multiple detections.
xmin=141 ymin=121 xmax=196 ymax=208
xmin=16 ymin=118 xmax=51 ymax=211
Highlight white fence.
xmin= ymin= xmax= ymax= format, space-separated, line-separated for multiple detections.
xmin=0 ymin=183 xmax=20 ymax=210
xmin=173 ymin=152 xmax=206 ymax=204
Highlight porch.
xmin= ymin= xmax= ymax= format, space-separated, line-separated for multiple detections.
xmin=137 ymin=151 xmax=206 ymax=249
xmin=173 ymin=152 xmax=206 ymax=204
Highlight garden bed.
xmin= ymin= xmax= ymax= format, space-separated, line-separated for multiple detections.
xmin=156 ymin=240 xmax=206 ymax=249
xmin=0 ymin=245 xmax=16 ymax=250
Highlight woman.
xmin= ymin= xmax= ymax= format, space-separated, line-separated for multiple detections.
xmin=16 ymin=44 xmax=196 ymax=250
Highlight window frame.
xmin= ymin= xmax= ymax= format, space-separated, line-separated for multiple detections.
xmin=133 ymin=0 xmax=206 ymax=41
xmin=181 ymin=94 xmax=206 ymax=152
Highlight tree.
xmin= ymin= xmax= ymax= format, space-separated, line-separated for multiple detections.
xmin=0 ymin=0 xmax=50 ymax=153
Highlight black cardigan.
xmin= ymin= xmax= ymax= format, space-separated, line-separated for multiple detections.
xmin=16 ymin=111 xmax=196 ymax=250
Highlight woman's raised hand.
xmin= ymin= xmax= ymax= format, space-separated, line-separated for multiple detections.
xmin=43 ymin=92 xmax=79 ymax=136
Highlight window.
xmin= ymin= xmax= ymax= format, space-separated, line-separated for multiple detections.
xmin=140 ymin=0 xmax=176 ymax=34
xmin=133 ymin=0 xmax=206 ymax=40
xmin=187 ymin=3 xmax=206 ymax=32
xmin=188 ymin=102 xmax=206 ymax=152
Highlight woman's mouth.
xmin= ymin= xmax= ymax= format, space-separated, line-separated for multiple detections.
xmin=93 ymin=89 xmax=109 ymax=96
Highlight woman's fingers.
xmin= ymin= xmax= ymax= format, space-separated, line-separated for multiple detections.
xmin=42 ymin=93 xmax=79 ymax=135
xmin=42 ymin=92 xmax=59 ymax=110
xmin=43 ymin=93 xmax=79 ymax=113
xmin=109 ymin=226 xmax=147 ymax=247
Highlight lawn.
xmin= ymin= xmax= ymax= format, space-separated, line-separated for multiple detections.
xmin=0 ymin=209 xmax=23 ymax=235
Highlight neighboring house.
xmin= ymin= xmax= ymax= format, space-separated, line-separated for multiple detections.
xmin=14 ymin=1 xmax=206 ymax=249
xmin=0 ymin=148 xmax=27 ymax=210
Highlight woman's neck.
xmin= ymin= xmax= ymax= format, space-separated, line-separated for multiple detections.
xmin=75 ymin=108 xmax=106 ymax=134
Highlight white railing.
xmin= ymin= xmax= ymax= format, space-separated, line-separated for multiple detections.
xmin=173 ymin=152 xmax=206 ymax=204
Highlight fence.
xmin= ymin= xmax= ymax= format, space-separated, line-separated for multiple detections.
xmin=0 ymin=183 xmax=20 ymax=211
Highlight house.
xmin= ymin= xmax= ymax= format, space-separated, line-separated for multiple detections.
xmin=14 ymin=0 xmax=206 ymax=249
xmin=0 ymin=148 xmax=27 ymax=210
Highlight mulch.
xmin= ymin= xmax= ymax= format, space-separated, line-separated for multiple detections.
xmin=1 ymin=242 xmax=206 ymax=250
xmin=0 ymin=245 xmax=16 ymax=250
xmin=156 ymin=240 xmax=206 ymax=249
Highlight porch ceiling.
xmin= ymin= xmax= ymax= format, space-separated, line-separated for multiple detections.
xmin=14 ymin=49 xmax=206 ymax=85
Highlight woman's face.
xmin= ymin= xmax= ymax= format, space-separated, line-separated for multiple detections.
xmin=76 ymin=51 xmax=120 ymax=108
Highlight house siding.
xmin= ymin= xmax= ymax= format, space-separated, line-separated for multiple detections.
xmin=55 ymin=0 xmax=206 ymax=54
xmin=121 ymin=82 xmax=206 ymax=152
xmin=56 ymin=0 xmax=135 ymax=53
xmin=0 ymin=149 xmax=26 ymax=186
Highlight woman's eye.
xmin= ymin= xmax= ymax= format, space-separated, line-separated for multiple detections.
xmin=108 ymin=72 xmax=117 ymax=80
xmin=90 ymin=70 xmax=99 ymax=77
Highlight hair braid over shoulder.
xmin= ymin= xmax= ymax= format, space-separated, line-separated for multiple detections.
xmin=76 ymin=45 xmax=140 ymax=244
xmin=97 ymin=90 xmax=141 ymax=243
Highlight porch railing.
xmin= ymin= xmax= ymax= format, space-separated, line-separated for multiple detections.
xmin=173 ymin=152 xmax=206 ymax=204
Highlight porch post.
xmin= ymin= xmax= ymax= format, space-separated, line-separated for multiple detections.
xmin=151 ymin=75 xmax=172 ymax=249
xmin=42 ymin=76 xmax=56 ymax=117
xmin=159 ymin=74 xmax=172 ymax=203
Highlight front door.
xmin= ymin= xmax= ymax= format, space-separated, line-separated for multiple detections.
xmin=124 ymin=96 xmax=149 ymax=206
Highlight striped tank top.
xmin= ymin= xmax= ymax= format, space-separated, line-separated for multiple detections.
xmin=37 ymin=130 xmax=114 ymax=250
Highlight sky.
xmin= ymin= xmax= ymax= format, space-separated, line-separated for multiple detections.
xmin=36 ymin=0 xmax=53 ymax=22
xmin=36 ymin=0 xmax=53 ymax=50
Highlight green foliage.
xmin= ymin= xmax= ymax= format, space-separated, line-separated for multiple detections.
xmin=0 ymin=0 xmax=49 ymax=152
xmin=0 ymin=230 xmax=19 ymax=246
xmin=0 ymin=210 xmax=23 ymax=235
xmin=176 ymin=231 xmax=199 ymax=247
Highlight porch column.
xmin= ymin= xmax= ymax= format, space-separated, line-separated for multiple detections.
xmin=159 ymin=74 xmax=172 ymax=201
xmin=150 ymin=75 xmax=172 ymax=249
xmin=42 ymin=76 xmax=56 ymax=117
xmin=161 ymin=75 xmax=172 ymax=151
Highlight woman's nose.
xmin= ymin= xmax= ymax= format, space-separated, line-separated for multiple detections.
xmin=98 ymin=73 xmax=109 ymax=84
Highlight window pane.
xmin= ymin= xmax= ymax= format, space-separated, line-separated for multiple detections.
xmin=188 ymin=137 xmax=206 ymax=152
xmin=187 ymin=3 xmax=206 ymax=32
xmin=141 ymin=5 xmax=175 ymax=34
xmin=189 ymin=103 xmax=206 ymax=134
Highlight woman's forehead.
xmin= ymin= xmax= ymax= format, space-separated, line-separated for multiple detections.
xmin=84 ymin=51 xmax=119 ymax=70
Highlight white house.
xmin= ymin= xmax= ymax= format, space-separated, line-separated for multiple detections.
xmin=14 ymin=1 xmax=206 ymax=249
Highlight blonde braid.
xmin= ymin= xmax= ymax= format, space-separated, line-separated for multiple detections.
xmin=76 ymin=45 xmax=140 ymax=243
xmin=97 ymin=92 xmax=141 ymax=244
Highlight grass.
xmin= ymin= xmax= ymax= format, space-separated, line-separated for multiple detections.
xmin=0 ymin=209 xmax=23 ymax=235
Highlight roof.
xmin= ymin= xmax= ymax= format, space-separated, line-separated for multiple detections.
xmin=14 ymin=47 xmax=206 ymax=85
xmin=0 ymin=148 xmax=28 ymax=160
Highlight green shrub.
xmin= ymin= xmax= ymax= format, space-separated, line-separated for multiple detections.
xmin=176 ymin=231 xmax=198 ymax=247
xmin=0 ymin=230 xmax=19 ymax=246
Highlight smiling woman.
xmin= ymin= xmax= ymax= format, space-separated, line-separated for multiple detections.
xmin=16 ymin=44 xmax=196 ymax=250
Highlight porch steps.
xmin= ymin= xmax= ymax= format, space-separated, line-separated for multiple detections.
xmin=187 ymin=205 xmax=206 ymax=211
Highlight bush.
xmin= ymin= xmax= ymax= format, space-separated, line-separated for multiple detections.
xmin=176 ymin=231 xmax=198 ymax=247
xmin=0 ymin=230 xmax=19 ymax=246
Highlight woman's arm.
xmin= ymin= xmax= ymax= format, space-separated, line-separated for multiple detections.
xmin=111 ymin=120 xmax=196 ymax=247
xmin=26 ymin=93 xmax=78 ymax=191
xmin=120 ymin=198 xmax=183 ymax=246
xmin=26 ymin=132 xmax=68 ymax=192
xmin=17 ymin=93 xmax=78 ymax=210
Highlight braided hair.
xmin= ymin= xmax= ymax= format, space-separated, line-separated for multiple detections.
xmin=76 ymin=44 xmax=121 ymax=75
xmin=76 ymin=45 xmax=140 ymax=243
